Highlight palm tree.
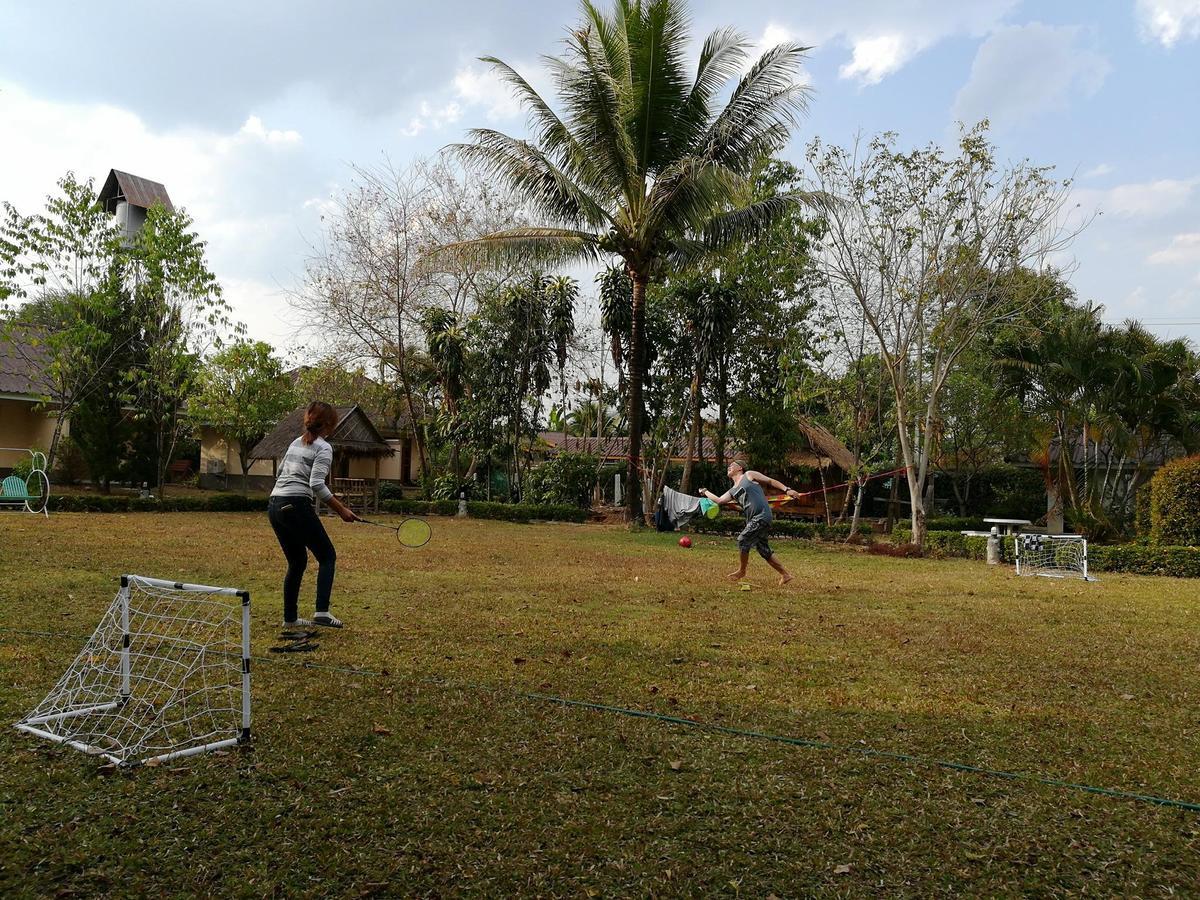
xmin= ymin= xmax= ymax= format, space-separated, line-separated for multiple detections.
xmin=446 ymin=0 xmax=811 ymax=521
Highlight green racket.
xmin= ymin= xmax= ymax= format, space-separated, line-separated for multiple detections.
xmin=357 ymin=516 xmax=432 ymax=548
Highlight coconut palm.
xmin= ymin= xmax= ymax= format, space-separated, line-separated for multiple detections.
xmin=446 ymin=0 xmax=811 ymax=520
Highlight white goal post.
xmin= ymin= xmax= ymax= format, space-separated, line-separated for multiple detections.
xmin=1015 ymin=534 xmax=1095 ymax=581
xmin=15 ymin=574 xmax=251 ymax=767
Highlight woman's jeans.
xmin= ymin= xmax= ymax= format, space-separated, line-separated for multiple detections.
xmin=267 ymin=496 xmax=336 ymax=622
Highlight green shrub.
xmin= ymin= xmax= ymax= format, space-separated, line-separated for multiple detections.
xmin=966 ymin=465 xmax=1045 ymax=519
xmin=49 ymin=493 xmax=269 ymax=513
xmin=926 ymin=516 xmax=987 ymax=532
xmin=893 ymin=527 xmax=1200 ymax=578
xmin=1134 ymin=482 xmax=1153 ymax=538
xmin=51 ymin=438 xmax=88 ymax=486
xmin=1089 ymin=545 xmax=1200 ymax=578
xmin=11 ymin=448 xmax=43 ymax=481
xmin=524 ymin=452 xmax=598 ymax=508
xmin=378 ymin=481 xmax=408 ymax=502
xmin=1150 ymin=455 xmax=1200 ymax=546
xmin=379 ymin=498 xmax=587 ymax=523
xmin=691 ymin=516 xmax=868 ymax=542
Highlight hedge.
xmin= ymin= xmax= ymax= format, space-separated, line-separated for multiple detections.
xmin=893 ymin=528 xmax=1200 ymax=578
xmin=691 ymin=516 xmax=870 ymax=542
xmin=381 ymin=499 xmax=589 ymax=523
xmin=1150 ymin=455 xmax=1200 ymax=546
xmin=925 ymin=516 xmax=988 ymax=532
xmin=45 ymin=494 xmax=589 ymax=523
xmin=50 ymin=493 xmax=269 ymax=513
xmin=892 ymin=527 xmax=1012 ymax=560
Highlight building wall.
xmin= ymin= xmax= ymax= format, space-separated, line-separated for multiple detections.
xmin=198 ymin=426 xmax=275 ymax=478
xmin=346 ymin=439 xmax=419 ymax=482
xmin=0 ymin=398 xmax=62 ymax=470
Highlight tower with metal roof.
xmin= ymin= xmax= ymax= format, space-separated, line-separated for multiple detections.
xmin=96 ymin=169 xmax=173 ymax=240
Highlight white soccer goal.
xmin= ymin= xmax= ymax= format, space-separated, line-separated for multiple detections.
xmin=15 ymin=574 xmax=251 ymax=767
xmin=1015 ymin=534 xmax=1095 ymax=581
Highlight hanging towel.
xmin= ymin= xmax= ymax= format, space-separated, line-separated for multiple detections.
xmin=657 ymin=485 xmax=705 ymax=531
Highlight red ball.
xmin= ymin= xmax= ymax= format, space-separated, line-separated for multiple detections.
xmin=679 ymin=536 xmax=693 ymax=548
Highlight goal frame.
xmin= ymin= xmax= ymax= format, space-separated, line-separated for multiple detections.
xmin=1014 ymin=533 xmax=1094 ymax=581
xmin=14 ymin=574 xmax=251 ymax=767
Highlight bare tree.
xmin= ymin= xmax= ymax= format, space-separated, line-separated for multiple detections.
xmin=292 ymin=158 xmax=528 ymax=479
xmin=807 ymin=123 xmax=1086 ymax=546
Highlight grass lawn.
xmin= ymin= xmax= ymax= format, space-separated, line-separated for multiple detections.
xmin=1 ymin=513 xmax=1198 ymax=895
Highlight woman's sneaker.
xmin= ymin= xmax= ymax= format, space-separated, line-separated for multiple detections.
xmin=282 ymin=618 xmax=312 ymax=628
xmin=313 ymin=612 xmax=343 ymax=628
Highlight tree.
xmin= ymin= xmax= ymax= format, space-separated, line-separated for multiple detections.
xmin=293 ymin=159 xmax=529 ymax=484
xmin=931 ymin=353 xmax=1029 ymax=516
xmin=122 ymin=204 xmax=233 ymax=494
xmin=0 ymin=174 xmax=130 ymax=469
xmin=190 ymin=341 xmax=297 ymax=492
xmin=447 ymin=0 xmax=812 ymax=521
xmin=807 ymin=125 xmax=1083 ymax=546
xmin=994 ymin=293 xmax=1199 ymax=534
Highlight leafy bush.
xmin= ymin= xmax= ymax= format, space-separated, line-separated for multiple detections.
xmin=378 ymin=481 xmax=408 ymax=502
xmin=1089 ymin=544 xmax=1200 ymax=578
xmin=925 ymin=516 xmax=987 ymax=532
xmin=964 ymin=465 xmax=1045 ymax=518
xmin=51 ymin=438 xmax=88 ymax=486
xmin=894 ymin=528 xmax=1200 ymax=578
xmin=10 ymin=448 xmax=43 ymax=481
xmin=524 ymin=452 xmax=598 ymax=508
xmin=1150 ymin=455 xmax=1200 ymax=546
xmin=380 ymin=498 xmax=587 ymax=523
xmin=50 ymin=493 xmax=269 ymax=513
xmin=430 ymin=473 xmax=463 ymax=501
xmin=691 ymin=516 xmax=868 ymax=541
xmin=1134 ymin=482 xmax=1153 ymax=538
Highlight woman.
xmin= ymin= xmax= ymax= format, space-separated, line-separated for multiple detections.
xmin=267 ymin=401 xmax=358 ymax=628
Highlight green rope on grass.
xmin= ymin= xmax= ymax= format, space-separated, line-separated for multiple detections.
xmin=4 ymin=626 xmax=1199 ymax=813
xmin=523 ymin=693 xmax=1200 ymax=814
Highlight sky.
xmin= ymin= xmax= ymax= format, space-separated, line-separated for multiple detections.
xmin=1 ymin=0 xmax=1198 ymax=353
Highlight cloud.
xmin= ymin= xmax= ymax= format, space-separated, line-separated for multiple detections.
xmin=1082 ymin=163 xmax=1114 ymax=178
xmin=1072 ymin=176 xmax=1200 ymax=218
xmin=839 ymin=34 xmax=911 ymax=84
xmin=1136 ymin=0 xmax=1200 ymax=47
xmin=400 ymin=101 xmax=463 ymax=138
xmin=952 ymin=23 xmax=1109 ymax=129
xmin=1148 ymin=232 xmax=1200 ymax=264
xmin=791 ymin=0 xmax=1020 ymax=86
xmin=236 ymin=115 xmax=302 ymax=146
xmin=453 ymin=65 xmax=525 ymax=121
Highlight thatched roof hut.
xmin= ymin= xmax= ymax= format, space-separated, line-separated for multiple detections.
xmin=249 ymin=405 xmax=393 ymax=462
xmin=794 ymin=419 xmax=859 ymax=472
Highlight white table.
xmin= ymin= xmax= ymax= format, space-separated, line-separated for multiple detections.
xmin=983 ymin=517 xmax=1032 ymax=535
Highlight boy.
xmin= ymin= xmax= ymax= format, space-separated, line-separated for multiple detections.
xmin=701 ymin=460 xmax=798 ymax=586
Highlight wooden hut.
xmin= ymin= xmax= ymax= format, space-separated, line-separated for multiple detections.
xmin=773 ymin=419 xmax=861 ymax=520
xmin=249 ymin=405 xmax=394 ymax=512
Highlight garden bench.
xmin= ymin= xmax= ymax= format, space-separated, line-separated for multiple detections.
xmin=1 ymin=473 xmax=48 ymax=516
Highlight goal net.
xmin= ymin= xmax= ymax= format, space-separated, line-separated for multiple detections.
xmin=1015 ymin=534 xmax=1094 ymax=581
xmin=15 ymin=574 xmax=251 ymax=767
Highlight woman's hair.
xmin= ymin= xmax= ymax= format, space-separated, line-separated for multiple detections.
xmin=302 ymin=401 xmax=339 ymax=445
xmin=729 ymin=459 xmax=748 ymax=474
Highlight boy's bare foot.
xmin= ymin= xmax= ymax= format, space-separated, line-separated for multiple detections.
xmin=727 ymin=570 xmax=745 ymax=581
xmin=778 ymin=573 xmax=793 ymax=586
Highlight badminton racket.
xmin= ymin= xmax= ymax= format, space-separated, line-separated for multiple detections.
xmin=356 ymin=516 xmax=432 ymax=548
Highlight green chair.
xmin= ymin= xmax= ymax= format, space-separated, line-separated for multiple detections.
xmin=1 ymin=472 xmax=49 ymax=516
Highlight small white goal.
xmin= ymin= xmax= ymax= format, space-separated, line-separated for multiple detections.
xmin=1015 ymin=534 xmax=1095 ymax=581
xmin=15 ymin=574 xmax=251 ymax=767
